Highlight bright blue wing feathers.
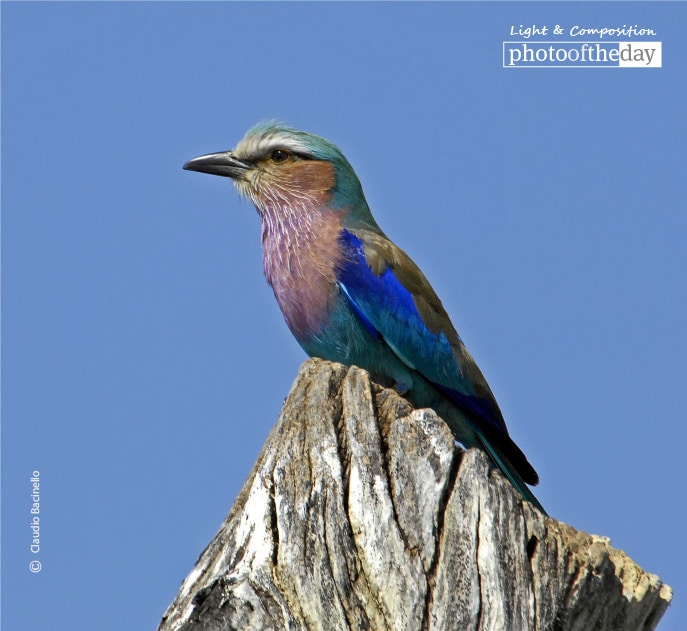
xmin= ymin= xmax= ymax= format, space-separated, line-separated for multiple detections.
xmin=337 ymin=229 xmax=506 ymax=436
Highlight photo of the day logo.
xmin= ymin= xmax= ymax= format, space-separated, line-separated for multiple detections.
xmin=502 ymin=24 xmax=661 ymax=69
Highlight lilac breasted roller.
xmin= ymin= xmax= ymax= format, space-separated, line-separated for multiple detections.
xmin=184 ymin=121 xmax=545 ymax=514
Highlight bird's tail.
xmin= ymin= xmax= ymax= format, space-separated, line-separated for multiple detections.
xmin=475 ymin=430 xmax=547 ymax=515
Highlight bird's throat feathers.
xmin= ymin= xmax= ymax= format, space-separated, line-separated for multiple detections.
xmin=256 ymin=167 xmax=345 ymax=342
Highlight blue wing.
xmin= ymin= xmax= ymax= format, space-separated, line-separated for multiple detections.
xmin=336 ymin=228 xmax=542 ymax=505
xmin=336 ymin=228 xmax=507 ymax=437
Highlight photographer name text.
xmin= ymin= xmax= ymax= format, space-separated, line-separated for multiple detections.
xmin=29 ymin=471 xmax=42 ymax=573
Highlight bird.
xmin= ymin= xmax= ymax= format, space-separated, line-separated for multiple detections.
xmin=184 ymin=121 xmax=546 ymax=514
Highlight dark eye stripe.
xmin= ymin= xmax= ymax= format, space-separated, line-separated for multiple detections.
xmin=266 ymin=148 xmax=314 ymax=162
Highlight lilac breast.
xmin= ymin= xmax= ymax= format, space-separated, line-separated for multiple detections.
xmin=260 ymin=204 xmax=344 ymax=342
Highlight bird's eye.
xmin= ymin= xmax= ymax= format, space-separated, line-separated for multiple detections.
xmin=269 ymin=149 xmax=291 ymax=164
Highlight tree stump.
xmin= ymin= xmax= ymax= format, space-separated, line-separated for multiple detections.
xmin=157 ymin=359 xmax=672 ymax=631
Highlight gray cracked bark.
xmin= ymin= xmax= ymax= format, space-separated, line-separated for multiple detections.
xmin=158 ymin=359 xmax=672 ymax=631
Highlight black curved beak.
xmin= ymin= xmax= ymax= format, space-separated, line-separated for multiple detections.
xmin=183 ymin=151 xmax=251 ymax=179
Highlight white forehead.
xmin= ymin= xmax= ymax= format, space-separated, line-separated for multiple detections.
xmin=234 ymin=130 xmax=310 ymax=161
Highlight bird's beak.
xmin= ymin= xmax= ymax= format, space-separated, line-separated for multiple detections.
xmin=183 ymin=151 xmax=251 ymax=179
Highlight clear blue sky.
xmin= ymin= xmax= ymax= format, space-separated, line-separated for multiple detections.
xmin=3 ymin=2 xmax=685 ymax=629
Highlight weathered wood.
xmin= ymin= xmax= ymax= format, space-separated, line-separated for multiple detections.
xmin=158 ymin=358 xmax=672 ymax=631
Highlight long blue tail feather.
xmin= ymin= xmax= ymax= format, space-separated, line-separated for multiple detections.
xmin=476 ymin=433 xmax=547 ymax=515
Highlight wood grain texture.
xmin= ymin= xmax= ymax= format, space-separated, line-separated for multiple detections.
xmin=158 ymin=359 xmax=671 ymax=631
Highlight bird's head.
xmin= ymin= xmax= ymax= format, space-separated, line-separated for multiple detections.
xmin=184 ymin=122 xmax=380 ymax=231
